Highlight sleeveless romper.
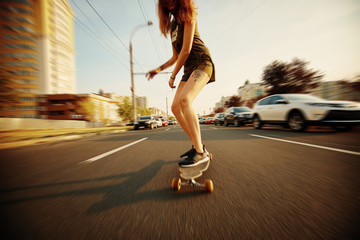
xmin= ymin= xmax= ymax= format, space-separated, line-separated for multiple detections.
xmin=171 ymin=19 xmax=215 ymax=83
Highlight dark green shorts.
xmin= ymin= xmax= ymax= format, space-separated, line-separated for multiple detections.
xmin=181 ymin=54 xmax=215 ymax=84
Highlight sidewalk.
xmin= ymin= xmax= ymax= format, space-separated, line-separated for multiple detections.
xmin=0 ymin=126 xmax=133 ymax=150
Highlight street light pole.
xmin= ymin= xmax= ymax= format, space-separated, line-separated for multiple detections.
xmin=129 ymin=21 xmax=153 ymax=123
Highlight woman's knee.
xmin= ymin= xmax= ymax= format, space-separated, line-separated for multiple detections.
xmin=178 ymin=95 xmax=191 ymax=109
xmin=171 ymin=101 xmax=181 ymax=115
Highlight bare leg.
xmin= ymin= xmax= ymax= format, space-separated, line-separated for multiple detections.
xmin=176 ymin=70 xmax=210 ymax=153
xmin=171 ymin=81 xmax=194 ymax=144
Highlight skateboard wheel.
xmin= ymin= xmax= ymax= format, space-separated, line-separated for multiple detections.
xmin=209 ymin=153 xmax=213 ymax=161
xmin=171 ymin=178 xmax=181 ymax=191
xmin=204 ymin=179 xmax=213 ymax=193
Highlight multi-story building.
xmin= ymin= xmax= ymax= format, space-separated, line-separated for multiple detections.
xmin=149 ymin=107 xmax=167 ymax=118
xmin=0 ymin=0 xmax=75 ymax=118
xmin=237 ymin=81 xmax=266 ymax=101
xmin=39 ymin=93 xmax=124 ymax=125
xmin=136 ymin=96 xmax=148 ymax=109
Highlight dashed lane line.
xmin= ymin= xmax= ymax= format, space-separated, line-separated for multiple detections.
xmin=80 ymin=137 xmax=148 ymax=164
xmin=250 ymin=134 xmax=360 ymax=156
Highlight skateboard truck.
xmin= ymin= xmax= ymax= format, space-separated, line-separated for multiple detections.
xmin=171 ymin=154 xmax=213 ymax=193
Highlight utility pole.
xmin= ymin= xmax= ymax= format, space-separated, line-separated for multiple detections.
xmin=130 ymin=42 xmax=136 ymax=122
xmin=129 ymin=21 xmax=153 ymax=122
xmin=166 ymin=97 xmax=168 ymax=118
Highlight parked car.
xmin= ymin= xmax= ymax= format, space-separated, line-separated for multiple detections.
xmin=200 ymin=118 xmax=206 ymax=124
xmin=155 ymin=117 xmax=163 ymax=128
xmin=161 ymin=118 xmax=168 ymax=126
xmin=126 ymin=122 xmax=135 ymax=126
xmin=205 ymin=117 xmax=215 ymax=124
xmin=224 ymin=107 xmax=253 ymax=126
xmin=134 ymin=116 xmax=158 ymax=130
xmin=252 ymin=93 xmax=360 ymax=131
xmin=169 ymin=119 xmax=178 ymax=125
xmin=214 ymin=113 xmax=225 ymax=126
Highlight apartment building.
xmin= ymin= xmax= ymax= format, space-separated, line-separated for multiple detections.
xmin=136 ymin=96 xmax=148 ymax=109
xmin=0 ymin=0 xmax=75 ymax=118
xmin=237 ymin=82 xmax=266 ymax=101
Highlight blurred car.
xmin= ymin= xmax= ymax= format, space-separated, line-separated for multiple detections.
xmin=126 ymin=122 xmax=135 ymax=126
xmin=252 ymin=93 xmax=360 ymax=131
xmin=205 ymin=117 xmax=215 ymax=124
xmin=169 ymin=119 xmax=178 ymax=125
xmin=155 ymin=117 xmax=163 ymax=128
xmin=161 ymin=118 xmax=168 ymax=126
xmin=214 ymin=113 xmax=225 ymax=126
xmin=200 ymin=118 xmax=206 ymax=124
xmin=134 ymin=116 xmax=158 ymax=130
xmin=224 ymin=107 xmax=253 ymax=127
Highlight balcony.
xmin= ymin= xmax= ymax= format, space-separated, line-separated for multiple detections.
xmin=47 ymin=104 xmax=75 ymax=111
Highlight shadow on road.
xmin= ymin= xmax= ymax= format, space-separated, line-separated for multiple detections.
xmin=1 ymin=159 xmax=208 ymax=214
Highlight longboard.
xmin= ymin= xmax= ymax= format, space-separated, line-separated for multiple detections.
xmin=171 ymin=153 xmax=213 ymax=192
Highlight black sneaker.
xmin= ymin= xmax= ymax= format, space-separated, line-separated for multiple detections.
xmin=178 ymin=151 xmax=209 ymax=168
xmin=180 ymin=146 xmax=195 ymax=158
xmin=180 ymin=145 xmax=209 ymax=158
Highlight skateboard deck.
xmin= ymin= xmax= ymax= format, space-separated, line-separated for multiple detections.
xmin=171 ymin=153 xmax=213 ymax=193
xmin=179 ymin=160 xmax=210 ymax=180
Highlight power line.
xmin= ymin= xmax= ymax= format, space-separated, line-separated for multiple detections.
xmin=85 ymin=0 xmax=129 ymax=51
xmin=73 ymin=17 xmax=129 ymax=70
xmin=138 ymin=0 xmax=162 ymax=62
xmin=85 ymin=0 xmax=150 ymax=74
xmin=69 ymin=0 xmax=129 ymax=65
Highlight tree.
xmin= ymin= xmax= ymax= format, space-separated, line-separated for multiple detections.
xmin=214 ymin=107 xmax=225 ymax=113
xmin=246 ymin=95 xmax=267 ymax=109
xmin=77 ymin=98 xmax=95 ymax=121
xmin=118 ymin=96 xmax=133 ymax=122
xmin=338 ymin=75 xmax=360 ymax=93
xmin=225 ymin=95 xmax=243 ymax=108
xmin=137 ymin=107 xmax=151 ymax=116
xmin=0 ymin=68 xmax=19 ymax=110
xmin=262 ymin=58 xmax=323 ymax=95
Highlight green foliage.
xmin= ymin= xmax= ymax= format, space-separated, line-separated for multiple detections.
xmin=118 ymin=96 xmax=152 ymax=122
xmin=137 ymin=107 xmax=151 ymax=116
xmin=77 ymin=98 xmax=95 ymax=121
xmin=118 ymin=96 xmax=133 ymax=122
xmin=262 ymin=58 xmax=323 ymax=95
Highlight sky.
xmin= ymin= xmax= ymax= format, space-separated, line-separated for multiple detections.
xmin=69 ymin=0 xmax=360 ymax=115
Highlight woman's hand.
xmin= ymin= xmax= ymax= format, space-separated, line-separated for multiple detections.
xmin=146 ymin=68 xmax=160 ymax=81
xmin=168 ymin=76 xmax=176 ymax=89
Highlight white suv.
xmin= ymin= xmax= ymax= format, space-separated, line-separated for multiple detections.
xmin=252 ymin=94 xmax=360 ymax=131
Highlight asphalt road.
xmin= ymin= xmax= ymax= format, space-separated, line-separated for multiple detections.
xmin=1 ymin=125 xmax=359 ymax=240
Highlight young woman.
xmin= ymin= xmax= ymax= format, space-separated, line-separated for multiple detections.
xmin=146 ymin=0 xmax=215 ymax=167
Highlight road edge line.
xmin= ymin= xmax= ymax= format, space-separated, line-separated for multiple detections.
xmin=250 ymin=134 xmax=360 ymax=156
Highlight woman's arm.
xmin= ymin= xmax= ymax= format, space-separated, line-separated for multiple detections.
xmin=146 ymin=46 xmax=178 ymax=80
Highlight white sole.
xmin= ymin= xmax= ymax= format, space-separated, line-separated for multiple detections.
xmin=179 ymin=156 xmax=209 ymax=168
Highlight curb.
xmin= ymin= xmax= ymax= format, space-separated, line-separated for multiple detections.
xmin=0 ymin=129 xmax=129 ymax=150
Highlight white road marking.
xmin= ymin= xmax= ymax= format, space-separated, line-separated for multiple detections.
xmin=250 ymin=134 xmax=360 ymax=156
xmin=165 ymin=128 xmax=170 ymax=131
xmin=80 ymin=137 xmax=148 ymax=164
xmin=210 ymin=127 xmax=218 ymax=130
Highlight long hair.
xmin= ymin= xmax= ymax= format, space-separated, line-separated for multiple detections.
xmin=158 ymin=0 xmax=197 ymax=37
